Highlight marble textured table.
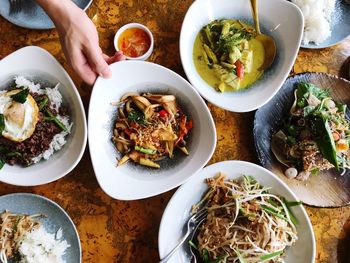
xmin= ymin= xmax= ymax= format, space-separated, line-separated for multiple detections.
xmin=0 ymin=0 xmax=350 ymax=262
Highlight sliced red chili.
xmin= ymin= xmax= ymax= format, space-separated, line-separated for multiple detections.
xmin=235 ymin=60 xmax=244 ymax=80
xmin=159 ymin=109 xmax=168 ymax=117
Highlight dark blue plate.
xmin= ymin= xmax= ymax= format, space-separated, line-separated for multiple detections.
xmin=300 ymin=0 xmax=350 ymax=49
xmin=0 ymin=0 xmax=92 ymax=30
xmin=0 ymin=193 xmax=81 ymax=263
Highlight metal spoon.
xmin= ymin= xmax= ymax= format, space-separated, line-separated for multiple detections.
xmin=250 ymin=0 xmax=276 ymax=70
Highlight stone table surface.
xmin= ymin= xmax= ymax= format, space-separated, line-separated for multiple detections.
xmin=0 ymin=0 xmax=350 ymax=262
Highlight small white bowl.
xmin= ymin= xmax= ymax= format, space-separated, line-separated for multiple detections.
xmin=158 ymin=160 xmax=316 ymax=263
xmin=180 ymin=0 xmax=304 ymax=112
xmin=0 ymin=46 xmax=87 ymax=186
xmin=114 ymin=23 xmax=154 ymax=61
xmin=89 ymin=61 xmax=216 ymax=200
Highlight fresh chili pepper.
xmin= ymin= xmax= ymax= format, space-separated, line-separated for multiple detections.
xmin=159 ymin=109 xmax=168 ymax=118
xmin=235 ymin=60 xmax=244 ymax=80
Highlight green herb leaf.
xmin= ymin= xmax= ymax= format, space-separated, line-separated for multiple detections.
xmin=10 ymin=88 xmax=29 ymax=104
xmin=0 ymin=114 xmax=4 ymax=134
xmin=260 ymin=250 xmax=284 ymax=261
xmin=202 ymin=249 xmax=210 ymax=263
xmin=309 ymin=114 xmax=338 ymax=170
xmin=0 ymin=157 xmax=5 ymax=170
xmin=296 ymin=82 xmax=329 ymax=108
xmin=128 ymin=111 xmax=149 ymax=125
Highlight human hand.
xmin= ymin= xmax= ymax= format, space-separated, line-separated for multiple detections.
xmin=36 ymin=0 xmax=125 ymax=85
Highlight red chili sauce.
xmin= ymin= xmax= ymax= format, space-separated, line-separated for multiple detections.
xmin=118 ymin=28 xmax=151 ymax=58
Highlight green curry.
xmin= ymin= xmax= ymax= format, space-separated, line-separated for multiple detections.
xmin=193 ymin=19 xmax=265 ymax=92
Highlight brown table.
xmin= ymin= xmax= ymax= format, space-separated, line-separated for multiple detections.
xmin=1 ymin=1 xmax=350 ymax=262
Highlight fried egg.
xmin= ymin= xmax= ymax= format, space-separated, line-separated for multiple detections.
xmin=0 ymin=89 xmax=39 ymax=142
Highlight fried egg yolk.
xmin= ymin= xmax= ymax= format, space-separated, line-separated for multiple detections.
xmin=0 ymin=89 xmax=39 ymax=142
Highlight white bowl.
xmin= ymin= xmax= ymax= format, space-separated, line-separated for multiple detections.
xmin=158 ymin=160 xmax=315 ymax=263
xmin=114 ymin=23 xmax=154 ymax=61
xmin=88 ymin=60 xmax=216 ymax=200
xmin=0 ymin=46 xmax=87 ymax=186
xmin=180 ymin=0 xmax=304 ymax=112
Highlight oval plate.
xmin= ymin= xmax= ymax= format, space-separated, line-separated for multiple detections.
xmin=254 ymin=72 xmax=350 ymax=207
xmin=0 ymin=0 xmax=92 ymax=30
xmin=299 ymin=1 xmax=350 ymax=49
xmin=158 ymin=161 xmax=315 ymax=263
xmin=0 ymin=193 xmax=81 ymax=263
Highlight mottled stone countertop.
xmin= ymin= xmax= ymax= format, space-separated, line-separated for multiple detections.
xmin=0 ymin=0 xmax=350 ymax=262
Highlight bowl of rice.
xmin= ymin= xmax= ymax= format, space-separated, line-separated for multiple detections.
xmin=291 ymin=0 xmax=350 ymax=48
xmin=0 ymin=46 xmax=87 ymax=186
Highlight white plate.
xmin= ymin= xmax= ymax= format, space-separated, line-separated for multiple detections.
xmin=0 ymin=46 xmax=87 ymax=186
xmin=158 ymin=160 xmax=316 ymax=263
xmin=89 ymin=61 xmax=216 ymax=200
xmin=180 ymin=0 xmax=304 ymax=112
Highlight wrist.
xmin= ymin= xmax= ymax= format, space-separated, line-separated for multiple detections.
xmin=36 ymin=0 xmax=82 ymax=31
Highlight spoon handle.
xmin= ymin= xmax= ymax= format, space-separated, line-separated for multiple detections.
xmin=250 ymin=0 xmax=261 ymax=35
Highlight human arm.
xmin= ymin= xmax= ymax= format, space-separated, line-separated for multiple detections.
xmin=36 ymin=0 xmax=115 ymax=85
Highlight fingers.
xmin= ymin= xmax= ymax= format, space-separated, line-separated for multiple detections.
xmin=103 ymin=51 xmax=127 ymax=65
xmin=111 ymin=51 xmax=127 ymax=62
xmin=84 ymin=45 xmax=112 ymax=79
xmin=68 ymin=47 xmax=98 ymax=85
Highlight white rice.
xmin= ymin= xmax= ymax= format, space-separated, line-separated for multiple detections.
xmin=14 ymin=76 xmax=73 ymax=164
xmin=292 ymin=0 xmax=336 ymax=45
xmin=18 ymin=226 xmax=70 ymax=263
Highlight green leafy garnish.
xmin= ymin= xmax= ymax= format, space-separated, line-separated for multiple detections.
xmin=309 ymin=114 xmax=338 ymax=170
xmin=10 ymin=88 xmax=29 ymax=104
xmin=0 ymin=114 xmax=4 ymax=134
xmin=202 ymin=249 xmax=210 ymax=262
xmin=296 ymin=82 xmax=329 ymax=108
xmin=0 ymin=157 xmax=5 ymax=170
xmin=260 ymin=250 xmax=284 ymax=261
xmin=128 ymin=111 xmax=149 ymax=125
